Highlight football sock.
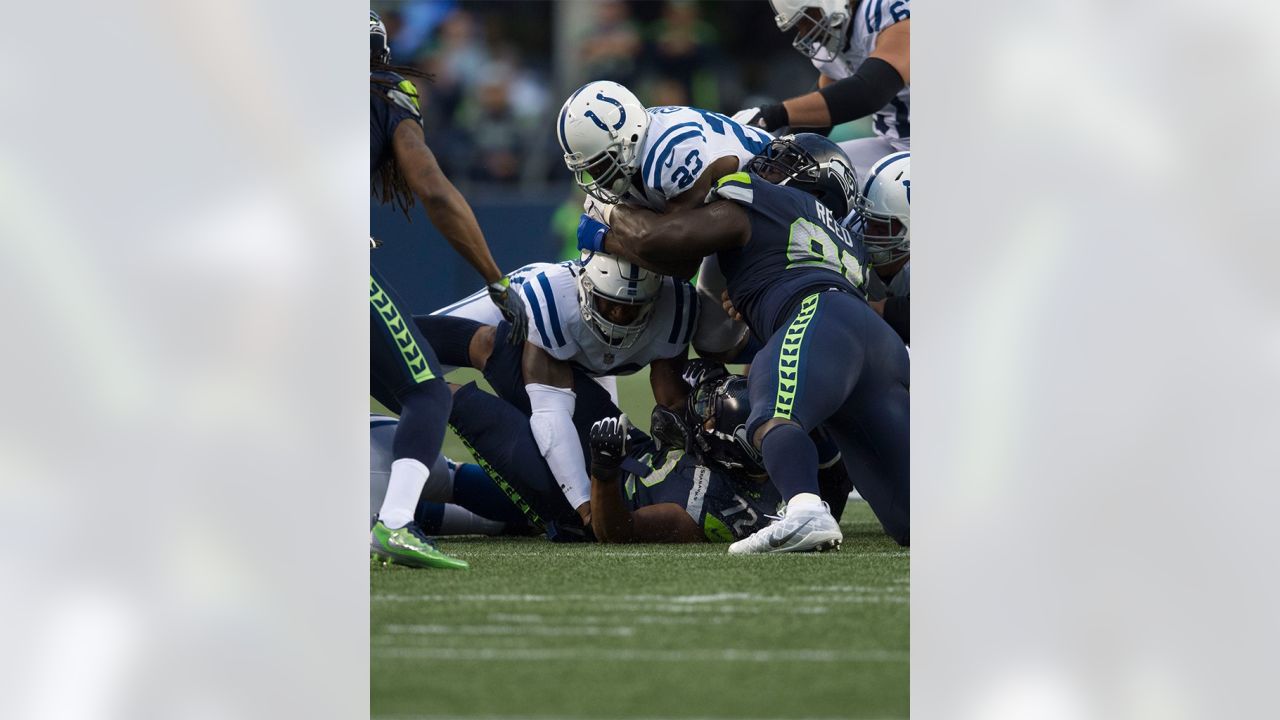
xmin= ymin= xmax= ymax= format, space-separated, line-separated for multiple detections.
xmin=438 ymin=503 xmax=506 ymax=536
xmin=761 ymin=423 xmax=821 ymax=504
xmin=451 ymin=462 xmax=528 ymax=525
xmin=380 ymin=458 xmax=429 ymax=529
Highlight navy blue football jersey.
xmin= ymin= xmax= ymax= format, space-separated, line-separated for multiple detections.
xmin=370 ymin=71 xmax=422 ymax=172
xmin=622 ymin=444 xmax=782 ymax=541
xmin=712 ymin=172 xmax=869 ymax=336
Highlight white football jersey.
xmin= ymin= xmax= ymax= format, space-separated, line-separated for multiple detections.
xmin=811 ymin=0 xmax=911 ymax=141
xmin=433 ymin=261 xmax=698 ymax=376
xmin=623 ymin=106 xmax=775 ymax=212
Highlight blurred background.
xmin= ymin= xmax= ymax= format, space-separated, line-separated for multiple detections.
xmin=370 ymin=0 xmax=876 ymax=313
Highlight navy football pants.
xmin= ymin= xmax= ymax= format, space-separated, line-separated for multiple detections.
xmin=747 ymin=290 xmax=910 ymax=545
xmin=370 ymin=266 xmax=450 ymax=468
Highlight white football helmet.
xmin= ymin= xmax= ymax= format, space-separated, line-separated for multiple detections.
xmin=769 ymin=0 xmax=851 ymax=62
xmin=576 ymin=251 xmax=662 ymax=349
xmin=855 ymin=151 xmax=910 ymax=266
xmin=557 ymin=81 xmax=650 ymax=204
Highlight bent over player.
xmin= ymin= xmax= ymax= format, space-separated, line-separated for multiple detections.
xmin=368 ymin=11 xmax=526 ymax=569
xmin=733 ymin=0 xmax=910 ymax=177
xmin=581 ymin=133 xmax=909 ymax=551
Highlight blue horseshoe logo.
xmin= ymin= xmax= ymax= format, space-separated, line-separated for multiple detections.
xmin=583 ymin=92 xmax=627 ymax=132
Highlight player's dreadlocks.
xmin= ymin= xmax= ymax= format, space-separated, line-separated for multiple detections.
xmin=370 ymin=58 xmax=436 ymax=217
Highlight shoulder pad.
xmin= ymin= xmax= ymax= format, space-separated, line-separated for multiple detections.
xmin=711 ymin=171 xmax=754 ymax=205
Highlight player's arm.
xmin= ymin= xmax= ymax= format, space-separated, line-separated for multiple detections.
xmin=737 ymin=20 xmax=910 ymax=131
xmin=523 ymin=343 xmax=592 ymax=524
xmin=649 ymin=354 xmax=689 ymax=411
xmin=588 ymin=416 xmax=703 ymax=543
xmin=392 ymin=120 xmax=503 ymax=284
xmin=598 ymin=201 xmax=751 ymax=279
xmin=393 ymin=120 xmax=528 ymax=343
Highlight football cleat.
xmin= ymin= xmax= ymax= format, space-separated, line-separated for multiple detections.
xmin=370 ymin=519 xmax=470 ymax=570
xmin=727 ymin=502 xmax=843 ymax=554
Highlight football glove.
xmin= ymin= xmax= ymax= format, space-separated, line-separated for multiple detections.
xmin=487 ymin=278 xmax=528 ymax=346
xmin=682 ymin=358 xmax=729 ymax=390
xmin=577 ymin=213 xmax=610 ymax=254
xmin=731 ymin=104 xmax=788 ymax=132
xmin=589 ymin=414 xmax=630 ymax=478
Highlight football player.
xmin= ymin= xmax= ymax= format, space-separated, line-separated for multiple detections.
xmin=417 ymin=252 xmax=699 ymax=528
xmin=858 ymin=151 xmax=910 ymax=344
xmin=732 ymin=0 xmax=910 ymax=178
xmin=440 ymin=371 xmax=847 ymax=544
xmin=368 ymin=11 xmax=527 ymax=569
xmin=580 ymin=133 xmax=910 ymax=551
xmin=558 ymin=80 xmax=771 ymax=357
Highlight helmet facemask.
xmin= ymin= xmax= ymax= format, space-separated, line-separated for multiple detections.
xmin=566 ymin=139 xmax=641 ymax=205
xmin=776 ymin=6 xmax=849 ymax=63
xmin=688 ymin=376 xmax=766 ymax=478
xmin=855 ymin=200 xmax=910 ymax=266
xmin=747 ymin=136 xmax=858 ymax=219
xmin=370 ymin=11 xmax=390 ymax=64
xmin=578 ymin=273 xmax=655 ymax=349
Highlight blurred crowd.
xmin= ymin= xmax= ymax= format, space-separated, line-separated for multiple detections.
xmin=372 ymin=0 xmax=816 ymax=193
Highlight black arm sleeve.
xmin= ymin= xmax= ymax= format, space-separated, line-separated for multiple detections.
xmin=882 ymin=295 xmax=910 ymax=345
xmin=817 ymin=57 xmax=905 ymax=125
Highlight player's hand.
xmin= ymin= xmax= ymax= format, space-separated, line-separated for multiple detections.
xmin=582 ymin=196 xmax=615 ymax=224
xmin=577 ymin=214 xmax=610 ymax=254
xmin=731 ymin=104 xmax=787 ymax=132
xmin=721 ymin=289 xmax=744 ymax=322
xmin=731 ymin=107 xmax=764 ymax=128
xmin=589 ymin=414 xmax=630 ymax=478
xmin=682 ymin=358 xmax=728 ymax=390
xmin=487 ymin=278 xmax=528 ymax=345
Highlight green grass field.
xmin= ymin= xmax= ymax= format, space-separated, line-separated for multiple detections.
xmin=371 ymin=368 xmax=909 ymax=720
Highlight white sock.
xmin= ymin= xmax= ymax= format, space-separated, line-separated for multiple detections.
xmin=787 ymin=492 xmax=824 ymax=512
xmin=379 ymin=458 xmax=429 ymax=529
xmin=438 ymin=504 xmax=506 ymax=536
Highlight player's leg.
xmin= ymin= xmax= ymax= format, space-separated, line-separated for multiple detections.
xmin=371 ymin=415 xmax=529 ymax=534
xmin=369 ymin=268 xmax=467 ymax=569
xmin=730 ymin=292 xmax=861 ymax=554
xmin=447 ymin=381 xmax=582 ymax=530
xmin=826 ymin=314 xmax=910 ymax=545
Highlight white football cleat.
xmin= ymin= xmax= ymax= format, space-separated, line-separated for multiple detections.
xmin=727 ymin=502 xmax=843 ymax=554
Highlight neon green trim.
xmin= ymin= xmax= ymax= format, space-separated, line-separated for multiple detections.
xmin=396 ymin=79 xmax=421 ymax=110
xmin=774 ymin=293 xmax=821 ymax=420
xmin=703 ymin=514 xmax=734 ymax=542
xmin=716 ymin=171 xmax=751 ymax=188
xmin=450 ymin=426 xmax=545 ymax=527
xmin=370 ymin=274 xmax=434 ymax=383
xmin=638 ymin=449 xmax=683 ymax=488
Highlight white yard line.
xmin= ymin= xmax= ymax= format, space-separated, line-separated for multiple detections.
xmin=379 ymin=623 xmax=635 ymax=638
xmin=371 ymin=646 xmax=908 ymax=664
xmin=376 ymin=715 xmax=905 ymax=720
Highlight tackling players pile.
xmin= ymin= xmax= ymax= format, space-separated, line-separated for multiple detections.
xmin=369 ymin=1 xmax=911 ymax=567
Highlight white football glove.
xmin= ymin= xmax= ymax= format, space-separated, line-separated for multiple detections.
xmin=731 ymin=107 xmax=764 ymax=128
xmin=582 ymin=195 xmax=615 ymax=225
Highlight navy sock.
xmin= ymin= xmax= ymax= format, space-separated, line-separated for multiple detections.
xmin=415 ymin=501 xmax=447 ymax=534
xmin=761 ymin=424 xmax=820 ymax=501
xmin=452 ymin=462 xmax=528 ymax=525
xmin=393 ymin=378 xmax=451 ymax=465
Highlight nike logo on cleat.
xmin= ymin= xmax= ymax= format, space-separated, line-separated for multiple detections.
xmin=768 ymin=518 xmax=811 ymax=548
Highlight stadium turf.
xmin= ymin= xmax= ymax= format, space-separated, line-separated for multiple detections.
xmin=371 ymin=369 xmax=909 ymax=720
